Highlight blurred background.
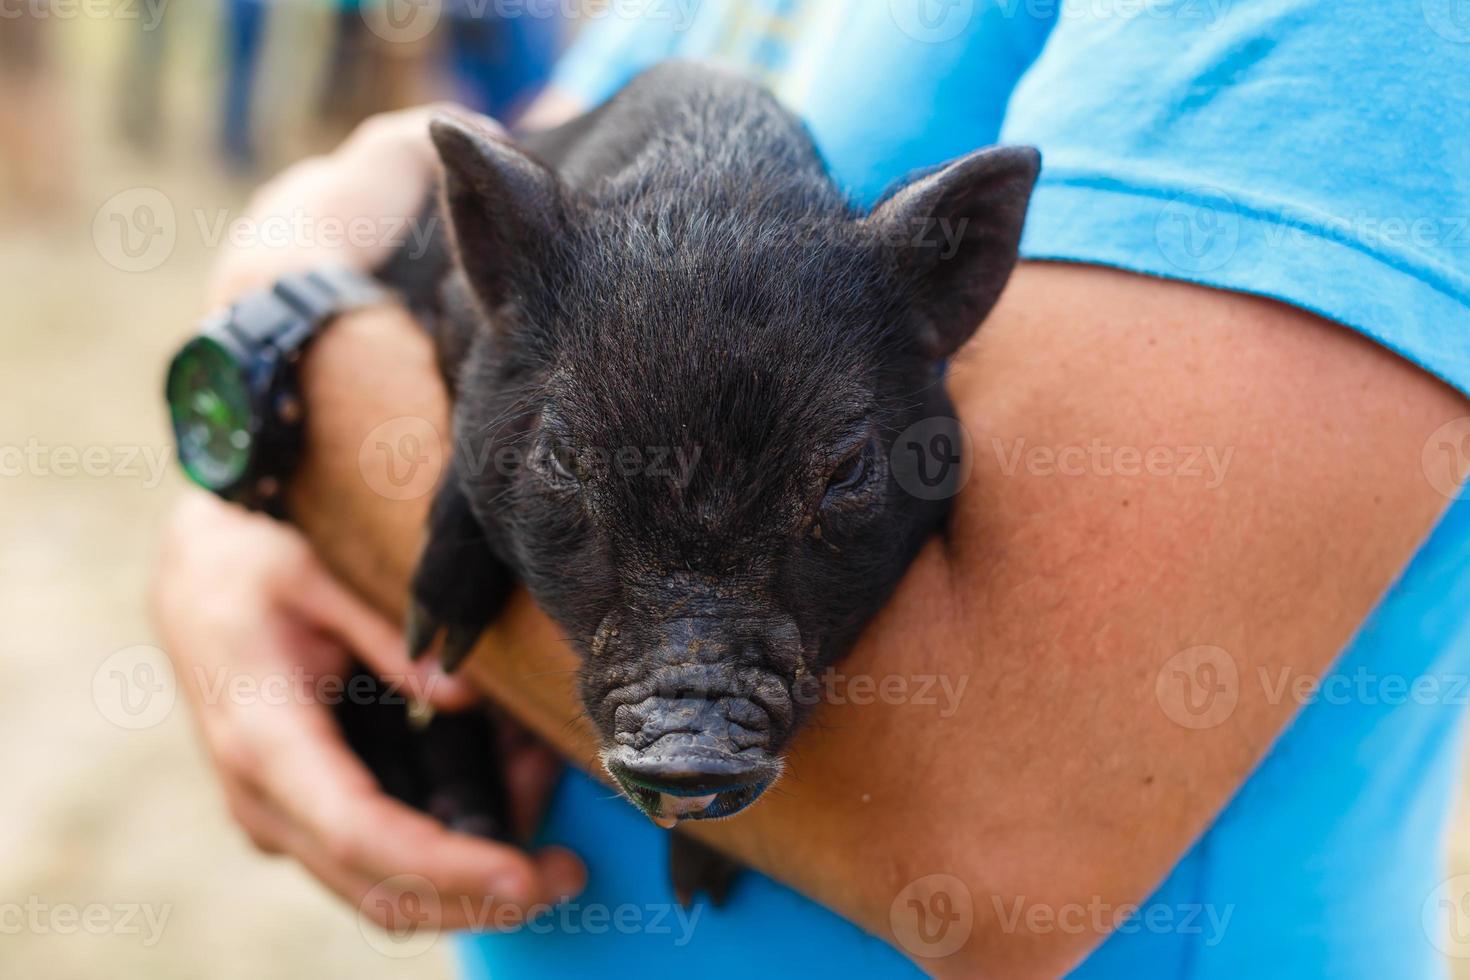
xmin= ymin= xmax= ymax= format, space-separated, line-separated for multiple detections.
xmin=2 ymin=3 xmax=1469 ymax=979
xmin=0 ymin=3 xmax=572 ymax=977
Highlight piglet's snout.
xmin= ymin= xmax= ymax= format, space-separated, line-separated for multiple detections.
xmin=599 ymin=616 xmax=801 ymax=824
xmin=608 ymin=660 xmax=795 ymax=764
xmin=615 ymin=691 xmax=773 ymax=753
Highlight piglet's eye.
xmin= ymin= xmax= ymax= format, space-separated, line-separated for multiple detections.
xmin=826 ymin=438 xmax=875 ymax=495
xmin=549 ymin=447 xmax=577 ymax=483
xmin=536 ymin=437 xmax=580 ymax=489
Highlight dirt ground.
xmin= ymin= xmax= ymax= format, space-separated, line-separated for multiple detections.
xmin=0 ymin=12 xmax=450 ymax=980
xmin=3 ymin=10 xmax=1469 ymax=980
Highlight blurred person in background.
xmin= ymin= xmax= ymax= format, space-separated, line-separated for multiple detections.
xmin=153 ymin=1 xmax=1470 ymax=977
xmin=0 ymin=0 xmax=72 ymax=211
xmin=219 ymin=0 xmax=564 ymax=171
xmin=440 ymin=0 xmax=564 ymax=119
xmin=315 ymin=0 xmax=566 ymax=132
xmin=117 ymin=0 xmax=170 ymax=151
xmin=315 ymin=0 xmax=443 ymax=133
xmin=221 ymin=0 xmax=270 ymax=169
xmin=318 ymin=0 xmax=376 ymax=126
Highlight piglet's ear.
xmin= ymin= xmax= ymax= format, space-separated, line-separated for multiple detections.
xmin=430 ymin=114 xmax=569 ymax=310
xmin=866 ymin=146 xmax=1040 ymax=361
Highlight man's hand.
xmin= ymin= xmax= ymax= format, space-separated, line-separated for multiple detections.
xmin=203 ymin=104 xmax=503 ymax=308
xmin=158 ymin=98 xmax=592 ymax=927
xmin=151 ymin=492 xmax=586 ymax=928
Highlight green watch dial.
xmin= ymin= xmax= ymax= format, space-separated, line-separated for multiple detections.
xmin=166 ymin=336 xmax=255 ymax=491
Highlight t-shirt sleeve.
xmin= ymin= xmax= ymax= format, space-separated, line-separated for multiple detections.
xmin=999 ymin=1 xmax=1470 ymax=397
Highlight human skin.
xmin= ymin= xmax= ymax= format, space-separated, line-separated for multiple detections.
xmin=159 ymin=106 xmax=1470 ymax=977
xmin=275 ymin=265 xmax=1468 ymax=978
xmin=154 ymin=108 xmax=590 ymax=932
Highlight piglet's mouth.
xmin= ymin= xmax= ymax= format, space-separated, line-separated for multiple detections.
xmin=614 ymin=778 xmax=769 ymax=829
xmin=602 ymin=737 xmax=779 ymax=828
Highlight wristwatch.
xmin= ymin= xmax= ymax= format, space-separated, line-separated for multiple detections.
xmin=165 ymin=265 xmax=391 ymax=515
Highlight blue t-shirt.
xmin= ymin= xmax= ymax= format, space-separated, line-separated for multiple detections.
xmin=459 ymin=2 xmax=1470 ymax=976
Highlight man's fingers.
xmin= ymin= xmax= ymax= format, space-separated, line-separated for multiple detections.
xmin=223 ymin=709 xmax=580 ymax=932
xmin=503 ymin=736 xmax=565 ymax=842
xmin=280 ymin=555 xmax=479 ymax=710
xmin=220 ymin=782 xmax=289 ymax=857
xmin=249 ymin=698 xmax=585 ymax=914
xmin=309 ymin=781 xmax=586 ymax=910
xmin=227 ymin=738 xmax=577 ymax=933
xmin=295 ymin=840 xmax=578 ymax=933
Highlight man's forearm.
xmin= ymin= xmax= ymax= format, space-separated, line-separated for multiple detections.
xmin=282 ymin=304 xmax=591 ymax=752
xmin=286 ymin=262 xmax=1467 ymax=978
xmin=287 ymin=307 xmax=443 ymax=614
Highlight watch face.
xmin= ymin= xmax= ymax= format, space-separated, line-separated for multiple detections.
xmin=167 ymin=336 xmax=255 ymax=491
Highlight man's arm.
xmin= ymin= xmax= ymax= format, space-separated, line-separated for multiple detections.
xmin=153 ymin=102 xmax=594 ymax=931
xmin=285 ymin=258 xmax=1468 ymax=977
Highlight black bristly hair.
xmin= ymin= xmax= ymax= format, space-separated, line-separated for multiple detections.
xmin=400 ymin=61 xmax=1039 ymax=856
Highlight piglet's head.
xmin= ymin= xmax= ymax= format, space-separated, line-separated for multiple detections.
xmin=431 ymin=116 xmax=1038 ymax=825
